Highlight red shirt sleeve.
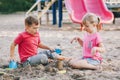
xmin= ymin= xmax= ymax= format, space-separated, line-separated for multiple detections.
xmin=14 ymin=33 xmax=23 ymax=44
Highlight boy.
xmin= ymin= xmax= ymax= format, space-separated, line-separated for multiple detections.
xmin=10 ymin=15 xmax=65 ymax=66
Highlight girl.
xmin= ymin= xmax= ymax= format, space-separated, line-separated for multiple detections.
xmin=69 ymin=13 xmax=105 ymax=70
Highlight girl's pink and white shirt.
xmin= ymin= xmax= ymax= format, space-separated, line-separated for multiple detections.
xmin=83 ymin=32 xmax=102 ymax=61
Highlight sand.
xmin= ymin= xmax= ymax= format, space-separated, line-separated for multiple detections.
xmin=0 ymin=13 xmax=120 ymax=80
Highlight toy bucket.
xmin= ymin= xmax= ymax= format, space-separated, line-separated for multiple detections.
xmin=9 ymin=60 xmax=17 ymax=69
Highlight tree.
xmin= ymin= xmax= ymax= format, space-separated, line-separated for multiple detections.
xmin=0 ymin=0 xmax=35 ymax=14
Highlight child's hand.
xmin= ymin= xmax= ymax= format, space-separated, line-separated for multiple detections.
xmin=91 ymin=47 xmax=97 ymax=56
xmin=71 ymin=37 xmax=79 ymax=43
xmin=9 ymin=56 xmax=16 ymax=62
xmin=49 ymin=48 xmax=55 ymax=52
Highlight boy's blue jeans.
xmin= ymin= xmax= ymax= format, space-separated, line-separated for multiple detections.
xmin=25 ymin=50 xmax=57 ymax=66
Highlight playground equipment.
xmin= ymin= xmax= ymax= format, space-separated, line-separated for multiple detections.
xmin=105 ymin=0 xmax=120 ymax=24
xmin=105 ymin=0 xmax=120 ymax=9
xmin=26 ymin=0 xmax=56 ymax=24
xmin=26 ymin=0 xmax=55 ymax=16
xmin=65 ymin=0 xmax=114 ymax=24
xmin=26 ymin=0 xmax=63 ymax=27
xmin=37 ymin=0 xmax=56 ymax=25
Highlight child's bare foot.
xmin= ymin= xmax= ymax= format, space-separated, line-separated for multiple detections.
xmin=64 ymin=57 xmax=72 ymax=62
xmin=48 ymin=59 xmax=54 ymax=63
xmin=96 ymin=65 xmax=103 ymax=71
xmin=63 ymin=57 xmax=73 ymax=67
xmin=57 ymin=56 xmax=65 ymax=60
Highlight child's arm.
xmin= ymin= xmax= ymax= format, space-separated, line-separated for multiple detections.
xmin=56 ymin=55 xmax=72 ymax=61
xmin=77 ymin=38 xmax=83 ymax=46
xmin=71 ymin=37 xmax=83 ymax=46
xmin=10 ymin=42 xmax=17 ymax=60
xmin=91 ymin=42 xmax=105 ymax=55
xmin=38 ymin=42 xmax=53 ymax=50
xmin=97 ymin=42 xmax=105 ymax=53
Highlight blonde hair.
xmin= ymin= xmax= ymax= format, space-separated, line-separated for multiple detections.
xmin=81 ymin=13 xmax=102 ymax=31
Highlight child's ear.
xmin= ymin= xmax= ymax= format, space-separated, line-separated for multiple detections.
xmin=80 ymin=23 xmax=84 ymax=31
xmin=25 ymin=25 xmax=30 ymax=29
xmin=97 ymin=23 xmax=102 ymax=31
xmin=25 ymin=25 xmax=27 ymax=29
xmin=97 ymin=17 xmax=100 ymax=24
xmin=96 ymin=17 xmax=102 ymax=31
xmin=93 ymin=23 xmax=96 ymax=27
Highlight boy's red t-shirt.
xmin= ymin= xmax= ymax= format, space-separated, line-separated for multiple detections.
xmin=14 ymin=31 xmax=40 ymax=63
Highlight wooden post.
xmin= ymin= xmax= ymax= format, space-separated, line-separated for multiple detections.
xmin=46 ymin=11 xmax=49 ymax=25
xmin=38 ymin=11 xmax=42 ymax=24
xmin=37 ymin=1 xmax=42 ymax=24
xmin=37 ymin=1 xmax=41 ymax=11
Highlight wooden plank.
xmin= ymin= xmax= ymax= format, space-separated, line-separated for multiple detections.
xmin=38 ymin=0 xmax=56 ymax=19
xmin=26 ymin=0 xmax=40 ymax=15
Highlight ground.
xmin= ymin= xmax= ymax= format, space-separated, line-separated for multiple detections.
xmin=0 ymin=13 xmax=120 ymax=80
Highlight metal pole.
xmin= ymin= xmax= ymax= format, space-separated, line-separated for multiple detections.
xmin=58 ymin=0 xmax=62 ymax=27
xmin=52 ymin=1 xmax=57 ymax=25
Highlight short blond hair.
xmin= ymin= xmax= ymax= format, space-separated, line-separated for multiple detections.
xmin=81 ymin=13 xmax=101 ymax=31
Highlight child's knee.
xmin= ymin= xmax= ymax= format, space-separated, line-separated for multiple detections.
xmin=39 ymin=54 xmax=49 ymax=65
xmin=68 ymin=60 xmax=79 ymax=68
xmin=40 ymin=50 xmax=55 ymax=59
xmin=69 ymin=63 xmax=78 ymax=69
xmin=28 ymin=54 xmax=49 ymax=65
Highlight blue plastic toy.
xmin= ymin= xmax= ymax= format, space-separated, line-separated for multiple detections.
xmin=9 ymin=60 xmax=17 ymax=69
xmin=55 ymin=48 xmax=62 ymax=55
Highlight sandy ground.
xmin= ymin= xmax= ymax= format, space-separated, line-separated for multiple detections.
xmin=0 ymin=13 xmax=120 ymax=80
